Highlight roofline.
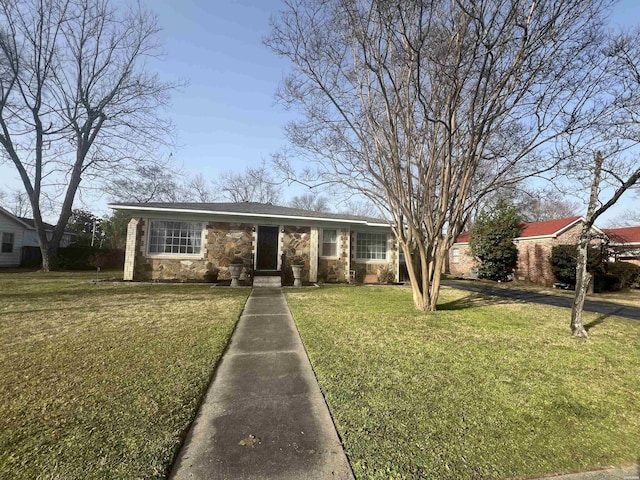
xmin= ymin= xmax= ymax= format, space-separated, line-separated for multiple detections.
xmin=108 ymin=204 xmax=391 ymax=228
xmin=453 ymin=217 xmax=600 ymax=244
xmin=0 ymin=206 xmax=33 ymax=229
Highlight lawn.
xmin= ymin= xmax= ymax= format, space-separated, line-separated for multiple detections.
xmin=0 ymin=271 xmax=249 ymax=480
xmin=286 ymin=286 xmax=640 ymax=480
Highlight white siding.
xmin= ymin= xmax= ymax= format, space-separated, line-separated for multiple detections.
xmin=0 ymin=219 xmax=24 ymax=267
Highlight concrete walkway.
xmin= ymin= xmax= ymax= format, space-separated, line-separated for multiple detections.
xmin=169 ymin=287 xmax=354 ymax=480
xmin=442 ymin=280 xmax=640 ymax=321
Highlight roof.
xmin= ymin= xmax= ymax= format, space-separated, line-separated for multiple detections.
xmin=602 ymin=226 xmax=640 ymax=244
xmin=17 ymin=216 xmax=57 ymax=231
xmin=455 ymin=216 xmax=583 ymax=243
xmin=1 ymin=206 xmax=75 ymax=235
xmin=108 ymin=202 xmax=390 ymax=227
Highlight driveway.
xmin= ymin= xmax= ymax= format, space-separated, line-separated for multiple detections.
xmin=442 ymin=279 xmax=640 ymax=321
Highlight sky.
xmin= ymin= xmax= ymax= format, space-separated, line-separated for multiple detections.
xmin=0 ymin=0 xmax=639 ymax=224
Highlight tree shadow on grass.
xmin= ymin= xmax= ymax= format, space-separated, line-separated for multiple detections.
xmin=438 ymin=292 xmax=514 ymax=311
xmin=584 ymin=313 xmax=608 ymax=332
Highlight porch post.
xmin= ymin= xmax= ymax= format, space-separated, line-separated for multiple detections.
xmin=123 ymin=217 xmax=140 ymax=281
xmin=310 ymin=227 xmax=318 ymax=282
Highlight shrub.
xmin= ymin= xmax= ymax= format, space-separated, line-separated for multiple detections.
xmin=377 ymin=264 xmax=396 ymax=284
xmin=606 ymin=262 xmax=640 ymax=289
xmin=469 ymin=199 xmax=521 ymax=282
xmin=89 ymin=249 xmax=124 ymax=269
xmin=549 ymin=244 xmax=604 ymax=285
xmin=55 ymin=247 xmax=101 ymax=270
xmin=594 ymin=273 xmax=620 ymax=293
xmin=355 ymin=264 xmax=366 ymax=283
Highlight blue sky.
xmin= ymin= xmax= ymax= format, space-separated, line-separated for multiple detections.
xmin=0 ymin=0 xmax=638 ymax=222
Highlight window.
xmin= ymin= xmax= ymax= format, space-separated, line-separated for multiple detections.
xmin=1 ymin=232 xmax=14 ymax=253
xmin=356 ymin=232 xmax=387 ymax=260
xmin=148 ymin=221 xmax=203 ymax=255
xmin=452 ymin=248 xmax=460 ymax=264
xmin=321 ymin=229 xmax=337 ymax=257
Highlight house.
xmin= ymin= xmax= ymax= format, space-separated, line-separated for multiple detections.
xmin=108 ymin=202 xmax=399 ymax=284
xmin=448 ymin=216 xmax=606 ymax=286
xmin=603 ymin=226 xmax=640 ymax=266
xmin=0 ymin=206 xmax=75 ymax=267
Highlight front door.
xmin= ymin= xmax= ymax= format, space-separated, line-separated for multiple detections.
xmin=256 ymin=226 xmax=279 ymax=270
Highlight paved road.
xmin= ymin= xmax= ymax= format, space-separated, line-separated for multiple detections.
xmin=169 ymin=287 xmax=354 ymax=480
xmin=442 ymin=280 xmax=640 ymax=321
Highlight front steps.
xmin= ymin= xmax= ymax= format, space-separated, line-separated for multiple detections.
xmin=252 ymin=275 xmax=282 ymax=288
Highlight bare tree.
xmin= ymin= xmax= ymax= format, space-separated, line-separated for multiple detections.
xmin=0 ymin=188 xmax=31 ymax=217
xmin=289 ymin=191 xmax=330 ymax=212
xmin=183 ymin=173 xmax=215 ymax=203
xmin=0 ymin=0 xmax=175 ymax=270
xmin=106 ymin=164 xmax=183 ymax=204
xmin=266 ymin=0 xmax=626 ymax=311
xmin=213 ymin=162 xmax=283 ymax=204
xmin=515 ymin=189 xmax=581 ymax=222
xmin=570 ymin=152 xmax=640 ymax=338
xmin=568 ymin=30 xmax=640 ymax=338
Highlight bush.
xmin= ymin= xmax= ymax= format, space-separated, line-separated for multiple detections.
xmin=594 ymin=273 xmax=620 ymax=293
xmin=355 ymin=264 xmax=366 ymax=284
xmin=549 ymin=244 xmax=604 ymax=285
xmin=56 ymin=247 xmax=123 ymax=270
xmin=606 ymin=262 xmax=640 ymax=289
xmin=469 ymin=199 xmax=521 ymax=282
xmin=377 ymin=264 xmax=396 ymax=284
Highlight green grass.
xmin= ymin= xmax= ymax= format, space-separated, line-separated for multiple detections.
xmin=0 ymin=271 xmax=249 ymax=480
xmin=286 ymin=286 xmax=640 ymax=480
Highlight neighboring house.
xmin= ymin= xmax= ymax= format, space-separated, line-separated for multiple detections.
xmin=603 ymin=226 xmax=640 ymax=266
xmin=108 ymin=202 xmax=399 ymax=284
xmin=448 ymin=216 xmax=606 ymax=286
xmin=0 ymin=206 xmax=75 ymax=267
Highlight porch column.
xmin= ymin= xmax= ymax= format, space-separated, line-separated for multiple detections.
xmin=310 ymin=227 xmax=318 ymax=282
xmin=123 ymin=217 xmax=140 ymax=281
xmin=341 ymin=228 xmax=351 ymax=282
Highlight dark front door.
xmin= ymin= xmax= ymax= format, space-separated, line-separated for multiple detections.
xmin=256 ymin=226 xmax=279 ymax=270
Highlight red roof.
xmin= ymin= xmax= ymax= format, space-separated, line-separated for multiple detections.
xmin=602 ymin=226 xmax=640 ymax=244
xmin=455 ymin=216 xmax=582 ymax=243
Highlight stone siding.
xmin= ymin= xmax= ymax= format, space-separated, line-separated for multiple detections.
xmin=350 ymin=231 xmax=399 ymax=283
xmin=281 ymin=226 xmax=311 ymax=283
xmin=318 ymin=229 xmax=351 ymax=283
xmin=134 ymin=221 xmax=253 ymax=282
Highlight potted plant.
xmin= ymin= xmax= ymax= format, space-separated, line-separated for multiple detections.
xmin=291 ymin=256 xmax=305 ymax=287
xmin=229 ymin=257 xmax=244 ymax=287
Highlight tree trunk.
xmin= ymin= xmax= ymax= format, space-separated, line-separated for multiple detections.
xmin=570 ymin=238 xmax=590 ymax=338
xmin=40 ymin=241 xmax=59 ymax=272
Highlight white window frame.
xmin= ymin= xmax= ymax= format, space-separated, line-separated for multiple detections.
xmin=452 ymin=248 xmax=460 ymax=264
xmin=1 ymin=232 xmax=14 ymax=253
xmin=355 ymin=232 xmax=387 ymax=261
xmin=320 ymin=228 xmax=338 ymax=258
xmin=146 ymin=220 xmax=204 ymax=258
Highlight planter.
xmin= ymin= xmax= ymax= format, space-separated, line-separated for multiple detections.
xmin=229 ymin=264 xmax=243 ymax=287
xmin=291 ymin=264 xmax=304 ymax=287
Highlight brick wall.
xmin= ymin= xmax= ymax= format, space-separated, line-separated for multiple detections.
xmin=448 ymin=244 xmax=477 ymax=277
xmin=448 ymin=224 xmax=602 ymax=286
